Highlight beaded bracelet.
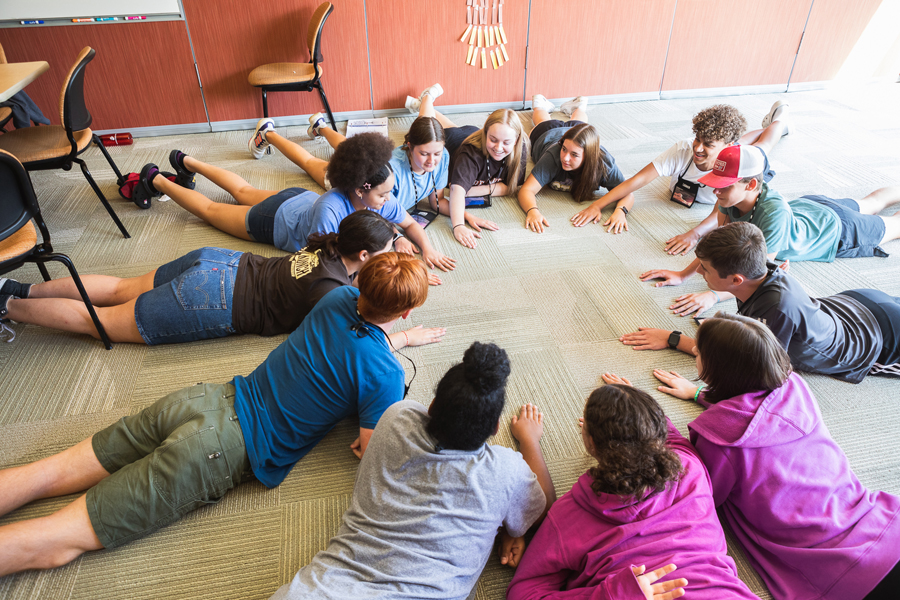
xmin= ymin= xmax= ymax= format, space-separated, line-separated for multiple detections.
xmin=525 ymin=206 xmax=539 ymax=215
xmin=693 ymin=385 xmax=705 ymax=403
xmin=402 ymin=330 xmax=409 ymax=347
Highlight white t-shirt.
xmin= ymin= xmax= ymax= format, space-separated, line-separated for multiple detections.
xmin=651 ymin=139 xmax=717 ymax=205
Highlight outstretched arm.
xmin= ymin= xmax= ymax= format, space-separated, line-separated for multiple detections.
xmin=619 ymin=328 xmax=697 ymax=354
xmin=571 ymin=163 xmax=660 ymax=227
xmin=387 ymin=325 xmax=446 ymax=350
xmin=397 ymin=215 xmax=456 ymax=272
xmin=510 ymin=404 xmax=556 ymax=516
xmin=518 ymin=175 xmax=550 ymax=233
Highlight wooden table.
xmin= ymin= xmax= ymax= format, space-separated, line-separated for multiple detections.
xmin=0 ymin=61 xmax=50 ymax=102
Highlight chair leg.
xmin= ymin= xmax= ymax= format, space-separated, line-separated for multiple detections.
xmin=316 ymin=82 xmax=337 ymax=131
xmin=38 ymin=254 xmax=112 ymax=350
xmin=92 ymin=134 xmax=126 ymax=185
xmin=37 ymin=262 xmax=51 ymax=282
xmin=73 ymin=157 xmax=131 ymax=239
xmin=261 ymin=89 xmax=269 ymax=118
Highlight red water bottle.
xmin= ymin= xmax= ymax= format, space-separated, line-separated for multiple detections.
xmin=99 ymin=133 xmax=133 ymax=146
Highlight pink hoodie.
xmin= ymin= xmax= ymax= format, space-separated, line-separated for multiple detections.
xmin=689 ymin=372 xmax=900 ymax=600
xmin=507 ymin=421 xmax=757 ymax=599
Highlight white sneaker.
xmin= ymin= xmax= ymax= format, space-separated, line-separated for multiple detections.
xmin=532 ymin=94 xmax=555 ymax=113
xmin=420 ymin=83 xmax=444 ymax=102
xmin=559 ymin=96 xmax=587 ymax=117
xmin=249 ymin=118 xmax=275 ymax=159
xmin=404 ymin=95 xmax=421 ymax=114
xmin=762 ymin=100 xmax=791 ymax=136
xmin=307 ymin=112 xmax=327 ymax=139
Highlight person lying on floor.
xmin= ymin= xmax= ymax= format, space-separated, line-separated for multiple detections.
xmin=0 ymin=253 xmax=428 ymax=576
xmin=639 ymin=144 xmax=900 ymax=317
xmin=271 ymin=342 xmax=556 ymax=600
xmin=0 ymin=211 xmax=443 ymax=346
xmin=622 ymin=222 xmax=900 ymax=383
xmin=652 ymin=313 xmax=900 ymax=600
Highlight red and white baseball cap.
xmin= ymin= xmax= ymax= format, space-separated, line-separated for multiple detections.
xmin=698 ymin=145 xmax=765 ymax=188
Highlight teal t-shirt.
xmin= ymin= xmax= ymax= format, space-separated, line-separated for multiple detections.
xmin=719 ymin=184 xmax=841 ymax=262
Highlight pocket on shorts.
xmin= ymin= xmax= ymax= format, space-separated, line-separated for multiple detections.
xmin=175 ymin=268 xmax=228 ymax=310
xmin=151 ymin=425 xmax=233 ymax=509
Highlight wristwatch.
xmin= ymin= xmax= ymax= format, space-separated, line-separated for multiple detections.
xmin=668 ymin=330 xmax=682 ymax=349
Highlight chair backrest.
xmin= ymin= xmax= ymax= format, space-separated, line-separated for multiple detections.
xmin=58 ymin=46 xmax=95 ymax=133
xmin=0 ymin=150 xmax=42 ymax=244
xmin=0 ymin=41 xmax=7 ymax=64
xmin=307 ymin=2 xmax=333 ymax=65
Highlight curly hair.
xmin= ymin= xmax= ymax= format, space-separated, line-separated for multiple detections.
xmin=326 ymin=132 xmax=395 ymax=193
xmin=426 ymin=342 xmax=511 ymax=450
xmin=692 ymin=105 xmax=747 ymax=145
xmin=583 ymin=384 xmax=682 ymax=501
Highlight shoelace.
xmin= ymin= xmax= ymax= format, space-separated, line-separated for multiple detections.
xmin=0 ymin=321 xmax=15 ymax=343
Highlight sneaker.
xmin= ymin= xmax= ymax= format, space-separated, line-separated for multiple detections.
xmin=0 ymin=278 xmax=32 ymax=299
xmin=762 ymin=100 xmax=791 ymax=136
xmin=0 ymin=294 xmax=11 ymax=319
xmin=132 ymin=163 xmax=161 ymax=210
xmin=249 ymin=118 xmax=275 ymax=159
xmin=307 ymin=112 xmax=327 ymax=139
xmin=404 ymin=95 xmax=421 ymax=114
xmin=419 ymin=83 xmax=443 ymax=102
xmin=532 ymin=94 xmax=556 ymax=113
xmin=560 ymin=96 xmax=587 ymax=117
xmin=168 ymin=150 xmax=196 ymax=189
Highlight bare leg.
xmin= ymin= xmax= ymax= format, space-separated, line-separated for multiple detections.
xmin=318 ymin=127 xmax=346 ymax=150
xmin=430 ymin=109 xmax=458 ymax=130
xmin=181 ymin=156 xmax=274 ymax=206
xmin=153 ymin=175 xmax=254 ymax=241
xmin=878 ymin=214 xmax=900 ymax=245
xmin=0 ymin=437 xmax=109 ymax=517
xmin=265 ymin=132 xmax=330 ymax=189
xmin=28 ymin=271 xmax=157 ymax=306
xmin=532 ymin=108 xmax=552 ymax=126
xmin=6 ymin=297 xmax=145 ymax=343
xmin=0 ymin=495 xmax=103 ymax=575
xmin=740 ymin=121 xmax=787 ymax=155
xmin=856 ymin=186 xmax=900 ymax=215
xmin=570 ymin=105 xmax=589 ymax=123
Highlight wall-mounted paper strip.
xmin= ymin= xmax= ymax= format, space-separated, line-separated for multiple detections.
xmin=499 ymin=5 xmax=503 ymax=23
xmin=486 ymin=26 xmax=494 ymax=47
xmin=470 ymin=47 xmax=479 ymax=66
xmin=460 ymin=24 xmax=473 ymax=42
xmin=490 ymin=49 xmax=499 ymax=69
xmin=467 ymin=6 xmax=471 ymax=24
xmin=466 ymin=45 xmax=474 ymax=64
xmin=481 ymin=48 xmax=487 ymax=68
xmin=498 ymin=24 xmax=508 ymax=44
xmin=497 ymin=50 xmax=505 ymax=66
xmin=469 ymin=25 xmax=477 ymax=45
xmin=499 ymin=43 xmax=509 ymax=61
xmin=477 ymin=26 xmax=483 ymax=47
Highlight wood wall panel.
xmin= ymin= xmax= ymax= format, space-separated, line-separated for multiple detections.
xmin=184 ymin=0 xmax=371 ymax=121
xmin=662 ymin=0 xmax=811 ymax=91
xmin=0 ymin=22 xmax=206 ymax=129
xmin=790 ymin=0 xmax=883 ymax=83
xmin=366 ymin=0 xmax=529 ymax=110
xmin=524 ymin=0 xmax=677 ymax=99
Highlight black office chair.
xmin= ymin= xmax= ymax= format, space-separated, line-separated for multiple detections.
xmin=0 ymin=149 xmax=111 ymax=349
xmin=247 ymin=2 xmax=337 ymax=130
xmin=0 ymin=47 xmax=130 ymax=239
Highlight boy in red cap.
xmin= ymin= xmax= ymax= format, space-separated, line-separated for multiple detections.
xmin=639 ymin=143 xmax=900 ymax=316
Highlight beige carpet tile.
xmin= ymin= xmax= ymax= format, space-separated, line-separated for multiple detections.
xmin=275 ymin=420 xmax=362 ymax=504
xmin=278 ymin=494 xmax=351 ymax=586
xmin=0 ymin=557 xmax=80 ymax=600
xmin=471 ymin=555 xmax=516 ymax=600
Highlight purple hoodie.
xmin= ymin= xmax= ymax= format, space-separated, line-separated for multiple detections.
xmin=507 ymin=421 xmax=757 ymax=599
xmin=689 ymin=372 xmax=900 ymax=600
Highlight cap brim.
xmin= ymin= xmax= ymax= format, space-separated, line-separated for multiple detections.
xmin=697 ymin=173 xmax=739 ymax=188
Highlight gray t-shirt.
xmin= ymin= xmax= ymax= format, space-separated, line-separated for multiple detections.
xmin=530 ymin=127 xmax=624 ymax=194
xmin=271 ymin=401 xmax=546 ymax=600
xmin=736 ymin=266 xmax=882 ymax=384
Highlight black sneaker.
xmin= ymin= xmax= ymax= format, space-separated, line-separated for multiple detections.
xmin=0 ymin=293 xmax=11 ymax=319
xmin=0 ymin=278 xmax=32 ymax=298
xmin=168 ymin=149 xmax=196 ymax=189
xmin=133 ymin=163 xmax=161 ymax=209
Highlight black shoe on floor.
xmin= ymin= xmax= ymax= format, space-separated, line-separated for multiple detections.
xmin=168 ymin=149 xmax=196 ymax=190
xmin=133 ymin=163 xmax=161 ymax=209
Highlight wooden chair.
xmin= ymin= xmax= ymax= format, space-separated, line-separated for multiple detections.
xmin=0 ymin=47 xmax=131 ymax=239
xmin=0 ymin=149 xmax=111 ymax=349
xmin=247 ymin=2 xmax=337 ymax=130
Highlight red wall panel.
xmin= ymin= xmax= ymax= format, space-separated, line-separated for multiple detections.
xmin=0 ymin=22 xmax=207 ymax=129
xmin=662 ymin=0 xmax=811 ymax=91
xmin=366 ymin=0 xmax=529 ymax=110
xmin=790 ymin=0 xmax=883 ymax=83
xmin=524 ymin=0 xmax=677 ymax=99
xmin=184 ymin=0 xmax=372 ymax=121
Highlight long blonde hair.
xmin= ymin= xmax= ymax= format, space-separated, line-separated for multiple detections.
xmin=461 ymin=109 xmax=529 ymax=196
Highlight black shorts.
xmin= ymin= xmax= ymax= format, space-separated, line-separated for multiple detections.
xmin=244 ymin=187 xmax=310 ymax=244
xmin=841 ymin=289 xmax=900 ymax=368
xmin=444 ymin=125 xmax=479 ymax=156
xmin=529 ymin=119 xmax=586 ymax=148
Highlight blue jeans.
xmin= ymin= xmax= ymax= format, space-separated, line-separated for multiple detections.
xmin=134 ymin=247 xmax=243 ymax=345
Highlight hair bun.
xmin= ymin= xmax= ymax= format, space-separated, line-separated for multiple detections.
xmin=462 ymin=342 xmax=511 ymax=394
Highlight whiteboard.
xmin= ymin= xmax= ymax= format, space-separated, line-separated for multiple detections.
xmin=0 ymin=1 xmax=182 ymax=22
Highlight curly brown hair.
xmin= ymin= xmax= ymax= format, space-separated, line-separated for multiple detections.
xmin=692 ymin=105 xmax=747 ymax=145
xmin=325 ymin=132 xmax=395 ymax=193
xmin=583 ymin=384 xmax=682 ymax=501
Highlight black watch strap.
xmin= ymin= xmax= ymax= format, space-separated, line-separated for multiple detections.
xmin=668 ymin=330 xmax=682 ymax=349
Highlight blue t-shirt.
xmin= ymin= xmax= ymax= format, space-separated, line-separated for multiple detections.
xmin=274 ymin=188 xmax=407 ymax=253
xmin=719 ymin=184 xmax=841 ymax=262
xmin=232 ymin=286 xmax=406 ymax=488
xmin=390 ymin=146 xmax=450 ymax=211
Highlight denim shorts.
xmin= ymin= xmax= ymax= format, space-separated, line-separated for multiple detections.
xmin=802 ymin=195 xmax=888 ymax=258
xmin=245 ymin=187 xmax=311 ymax=244
xmin=529 ymin=119 xmax=586 ymax=148
xmin=87 ymin=382 xmax=252 ymax=548
xmin=134 ymin=247 xmax=243 ymax=345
